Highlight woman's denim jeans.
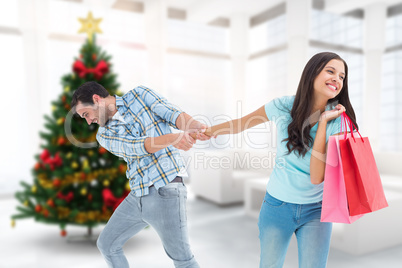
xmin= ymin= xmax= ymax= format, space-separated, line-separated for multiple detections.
xmin=258 ymin=192 xmax=332 ymax=268
xmin=97 ymin=182 xmax=199 ymax=268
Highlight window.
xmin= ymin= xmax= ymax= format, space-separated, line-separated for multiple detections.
xmin=249 ymin=14 xmax=286 ymax=54
xmin=311 ymin=10 xmax=363 ymax=49
xmin=381 ymin=51 xmax=402 ymax=151
xmin=380 ymin=12 xmax=402 ymax=152
xmin=386 ymin=13 xmax=402 ymax=48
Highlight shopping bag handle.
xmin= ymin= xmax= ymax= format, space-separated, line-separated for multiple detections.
xmin=340 ymin=112 xmax=352 ymax=139
xmin=341 ymin=112 xmax=364 ymax=143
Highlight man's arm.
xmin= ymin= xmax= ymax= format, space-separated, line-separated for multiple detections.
xmin=175 ymin=112 xmax=196 ymax=131
xmin=175 ymin=112 xmax=210 ymax=140
xmin=97 ymin=131 xmax=150 ymax=159
xmin=144 ymin=132 xmax=195 ymax=154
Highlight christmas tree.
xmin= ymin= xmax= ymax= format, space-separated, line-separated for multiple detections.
xmin=11 ymin=12 xmax=129 ymax=237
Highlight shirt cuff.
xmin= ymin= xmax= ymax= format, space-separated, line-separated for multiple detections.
xmin=135 ymin=136 xmax=152 ymax=157
xmin=171 ymin=110 xmax=184 ymax=129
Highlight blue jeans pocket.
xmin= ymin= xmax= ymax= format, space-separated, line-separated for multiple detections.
xmin=264 ymin=193 xmax=285 ymax=207
xmin=157 ymin=183 xmax=180 ymax=199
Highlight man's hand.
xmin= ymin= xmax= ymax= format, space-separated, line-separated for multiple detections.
xmin=193 ymin=124 xmax=214 ymax=141
xmin=187 ymin=119 xmax=213 ymax=141
xmin=172 ymin=132 xmax=196 ymax=151
xmin=175 ymin=113 xmax=215 ymax=141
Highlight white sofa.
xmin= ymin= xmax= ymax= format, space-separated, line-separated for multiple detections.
xmin=187 ymin=149 xmax=272 ymax=205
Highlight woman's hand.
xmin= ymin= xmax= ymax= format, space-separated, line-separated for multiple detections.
xmin=320 ymin=104 xmax=345 ymax=123
xmin=195 ymin=125 xmax=215 ymax=141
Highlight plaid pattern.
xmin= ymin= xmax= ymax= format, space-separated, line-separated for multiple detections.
xmin=96 ymin=86 xmax=185 ymax=196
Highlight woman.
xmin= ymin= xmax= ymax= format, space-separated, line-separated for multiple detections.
xmin=202 ymin=52 xmax=358 ymax=267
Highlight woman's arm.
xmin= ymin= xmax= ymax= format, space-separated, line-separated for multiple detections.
xmin=310 ymin=120 xmax=328 ymax=184
xmin=310 ymin=104 xmax=345 ymax=184
xmin=204 ymin=105 xmax=269 ymax=137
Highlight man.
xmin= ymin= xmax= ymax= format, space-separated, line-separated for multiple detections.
xmin=71 ymin=81 xmax=208 ymax=268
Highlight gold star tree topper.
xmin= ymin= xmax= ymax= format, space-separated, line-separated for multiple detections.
xmin=78 ymin=12 xmax=102 ymax=43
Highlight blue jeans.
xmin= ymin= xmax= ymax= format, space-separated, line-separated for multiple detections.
xmin=258 ymin=192 xmax=332 ymax=268
xmin=97 ymin=182 xmax=199 ymax=268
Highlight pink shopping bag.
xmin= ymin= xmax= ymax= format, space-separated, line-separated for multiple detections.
xmin=320 ymin=134 xmax=364 ymax=224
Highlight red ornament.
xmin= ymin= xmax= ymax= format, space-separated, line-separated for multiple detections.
xmin=61 ymin=95 xmax=66 ymax=103
xmin=47 ymin=199 xmax=55 ymax=207
xmin=64 ymin=104 xmax=70 ymax=110
xmin=57 ymin=137 xmax=66 ymax=146
xmin=88 ymin=193 xmax=93 ymax=202
xmin=43 ymin=209 xmax=49 ymax=217
xmin=80 ymin=172 xmax=86 ymax=181
xmin=92 ymin=53 xmax=97 ymax=60
xmin=53 ymin=153 xmax=63 ymax=166
xmin=61 ymin=230 xmax=67 ymax=237
xmin=35 ymin=204 xmax=42 ymax=213
xmin=72 ymin=60 xmax=109 ymax=80
xmin=34 ymin=162 xmax=41 ymax=170
xmin=119 ymin=163 xmax=126 ymax=174
xmin=99 ymin=147 xmax=107 ymax=154
xmin=53 ymin=178 xmax=61 ymax=188
xmin=40 ymin=149 xmax=50 ymax=162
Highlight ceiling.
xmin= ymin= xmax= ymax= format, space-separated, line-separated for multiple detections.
xmin=165 ymin=0 xmax=283 ymax=23
xmin=78 ymin=0 xmax=402 ymax=24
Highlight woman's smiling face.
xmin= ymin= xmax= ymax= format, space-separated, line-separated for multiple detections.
xmin=313 ymin=59 xmax=345 ymax=100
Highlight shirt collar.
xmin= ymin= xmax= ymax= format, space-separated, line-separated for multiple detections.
xmin=104 ymin=95 xmax=125 ymax=127
xmin=111 ymin=109 xmax=126 ymax=123
xmin=115 ymin=95 xmax=124 ymax=107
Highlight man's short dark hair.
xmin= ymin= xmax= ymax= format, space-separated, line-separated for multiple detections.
xmin=71 ymin=81 xmax=110 ymax=113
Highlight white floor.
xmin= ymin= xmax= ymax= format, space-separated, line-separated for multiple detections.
xmin=1 ymin=186 xmax=402 ymax=268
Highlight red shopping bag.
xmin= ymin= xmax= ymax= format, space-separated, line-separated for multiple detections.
xmin=321 ymin=134 xmax=363 ymax=223
xmin=339 ymin=113 xmax=388 ymax=216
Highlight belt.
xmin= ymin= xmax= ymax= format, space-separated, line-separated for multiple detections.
xmin=170 ymin=176 xmax=183 ymax=183
xmin=149 ymin=176 xmax=183 ymax=187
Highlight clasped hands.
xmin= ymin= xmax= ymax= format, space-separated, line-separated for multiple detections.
xmin=172 ymin=120 xmax=214 ymax=151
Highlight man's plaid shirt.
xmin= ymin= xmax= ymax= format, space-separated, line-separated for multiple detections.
xmin=96 ymin=86 xmax=185 ymax=196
